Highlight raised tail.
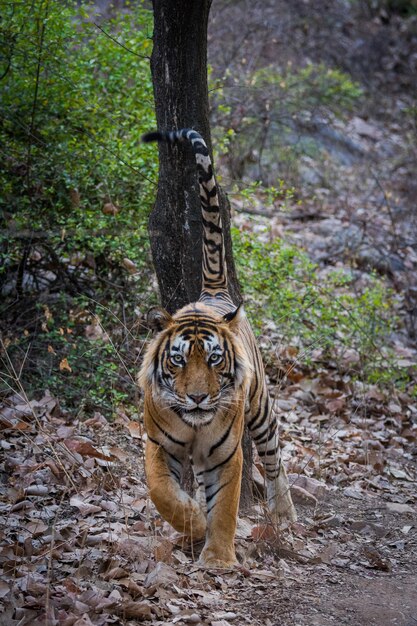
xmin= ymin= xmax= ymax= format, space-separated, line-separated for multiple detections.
xmin=143 ymin=129 xmax=227 ymax=294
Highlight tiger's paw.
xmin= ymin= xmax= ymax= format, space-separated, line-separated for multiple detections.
xmin=198 ymin=545 xmax=237 ymax=569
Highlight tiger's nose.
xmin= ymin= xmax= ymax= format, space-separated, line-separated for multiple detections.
xmin=187 ymin=393 xmax=208 ymax=405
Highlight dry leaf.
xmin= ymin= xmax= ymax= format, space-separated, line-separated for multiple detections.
xmin=108 ymin=446 xmax=128 ymax=462
xmin=127 ymin=420 xmax=143 ymax=439
xmin=251 ymin=524 xmax=277 ymax=542
xmin=69 ymin=495 xmax=102 ymax=516
xmin=0 ymin=581 xmax=10 ymax=598
xmin=154 ymin=539 xmax=174 ymax=564
xmin=115 ymin=600 xmax=153 ymax=619
xmin=73 ymin=616 xmax=95 ymax=626
xmin=325 ymin=397 xmax=346 ymax=413
xmin=59 ymin=358 xmax=72 ymax=372
xmin=25 ymin=485 xmax=49 ymax=497
xmin=64 ymin=439 xmax=114 ymax=461
xmin=122 ymin=258 xmax=137 ymax=274
xmin=117 ymin=577 xmax=144 ymax=596
xmin=362 ymin=546 xmax=391 ymax=571
xmin=143 ymin=562 xmax=178 ymax=588
xmin=102 ymin=566 xmax=129 ymax=581
xmin=84 ymin=322 xmax=108 ymax=341
xmin=102 ymin=202 xmax=119 ymax=215
xmin=314 ymin=542 xmax=338 ymax=565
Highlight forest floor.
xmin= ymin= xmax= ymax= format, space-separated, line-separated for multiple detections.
xmin=0 ymin=383 xmax=416 ymax=625
xmin=1 ymin=0 xmax=417 ymax=624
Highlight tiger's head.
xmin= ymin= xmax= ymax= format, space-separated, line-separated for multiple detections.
xmin=139 ymin=303 xmax=251 ymax=427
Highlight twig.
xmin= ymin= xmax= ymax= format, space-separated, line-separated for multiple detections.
xmin=93 ymin=22 xmax=150 ymax=60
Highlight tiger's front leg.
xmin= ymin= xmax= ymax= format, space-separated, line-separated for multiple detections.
xmin=145 ymin=438 xmax=207 ymax=541
xmin=196 ymin=441 xmax=243 ymax=568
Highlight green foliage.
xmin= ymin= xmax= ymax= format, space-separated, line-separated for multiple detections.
xmin=0 ymin=1 xmax=158 ymax=415
xmin=0 ymin=0 xmax=157 ymax=286
xmin=1 ymin=2 xmax=411 ymax=413
xmin=0 ymin=296 xmax=145 ymax=414
xmin=251 ymin=63 xmax=362 ymax=112
xmin=232 ymin=227 xmax=414 ymax=389
xmin=233 ymin=180 xmax=298 ymax=212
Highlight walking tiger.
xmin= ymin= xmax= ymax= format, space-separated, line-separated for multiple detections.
xmin=139 ymin=129 xmax=296 ymax=567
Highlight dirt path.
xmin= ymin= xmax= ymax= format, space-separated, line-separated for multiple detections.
xmin=230 ymin=575 xmax=417 ymax=626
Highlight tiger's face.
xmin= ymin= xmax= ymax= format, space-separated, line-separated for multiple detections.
xmin=139 ymin=304 xmax=250 ymax=427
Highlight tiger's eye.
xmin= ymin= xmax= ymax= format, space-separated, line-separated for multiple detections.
xmin=208 ymin=353 xmax=223 ymax=365
xmin=171 ymin=354 xmax=185 ymax=366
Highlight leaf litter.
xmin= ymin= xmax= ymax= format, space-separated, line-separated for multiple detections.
xmin=0 ymin=376 xmax=416 ymax=626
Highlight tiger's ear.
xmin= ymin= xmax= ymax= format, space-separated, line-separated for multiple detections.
xmin=146 ymin=307 xmax=173 ymax=332
xmin=223 ymin=303 xmax=245 ymax=330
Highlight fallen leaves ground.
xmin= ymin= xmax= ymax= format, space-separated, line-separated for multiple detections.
xmin=1 ymin=377 xmax=416 ymax=626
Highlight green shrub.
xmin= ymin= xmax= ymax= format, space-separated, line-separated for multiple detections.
xmin=232 ymin=227 xmax=415 ymax=390
xmin=0 ymin=1 xmax=158 ymax=414
xmin=0 ymin=1 xmax=157 ymax=294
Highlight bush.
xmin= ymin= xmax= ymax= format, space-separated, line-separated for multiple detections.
xmin=0 ymin=1 xmax=157 ymax=297
xmin=211 ymin=62 xmax=362 ymax=184
xmin=0 ymin=1 xmax=158 ymax=414
xmin=232 ymin=227 xmax=415 ymax=390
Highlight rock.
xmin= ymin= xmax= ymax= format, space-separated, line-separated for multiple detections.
xmin=299 ymin=157 xmax=323 ymax=185
xmin=348 ymin=117 xmax=383 ymax=141
xmin=288 ymin=474 xmax=328 ymax=500
xmin=143 ymin=562 xmax=178 ymax=588
xmin=386 ymin=502 xmax=414 ymax=514
xmin=236 ymin=517 xmax=254 ymax=539
xmin=290 ymin=485 xmax=318 ymax=507
xmin=212 ymin=613 xmax=238 ymax=621
xmin=343 ymin=486 xmax=364 ymax=500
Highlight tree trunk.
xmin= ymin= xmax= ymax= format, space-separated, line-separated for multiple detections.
xmin=149 ymin=0 xmax=240 ymax=312
xmin=148 ymin=0 xmax=252 ymax=509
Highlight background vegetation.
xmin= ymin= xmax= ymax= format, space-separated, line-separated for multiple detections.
xmin=1 ymin=0 xmax=415 ymax=418
xmin=1 ymin=2 xmax=157 ymax=412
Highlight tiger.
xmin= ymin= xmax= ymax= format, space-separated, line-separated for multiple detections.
xmin=139 ymin=129 xmax=296 ymax=568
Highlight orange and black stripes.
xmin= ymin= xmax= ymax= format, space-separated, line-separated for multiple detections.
xmin=142 ymin=129 xmax=227 ymax=293
xmin=139 ymin=129 xmax=296 ymax=567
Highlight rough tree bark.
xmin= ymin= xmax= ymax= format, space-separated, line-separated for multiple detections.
xmin=148 ymin=0 xmax=252 ymax=509
xmin=148 ymin=0 xmax=241 ymax=312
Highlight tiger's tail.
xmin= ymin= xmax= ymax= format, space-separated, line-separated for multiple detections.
xmin=142 ymin=129 xmax=227 ymax=294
